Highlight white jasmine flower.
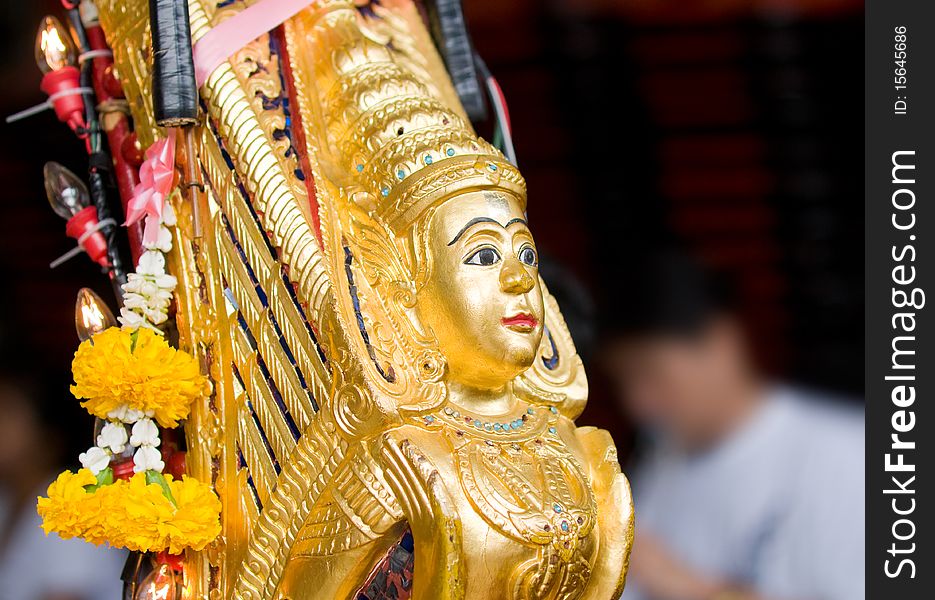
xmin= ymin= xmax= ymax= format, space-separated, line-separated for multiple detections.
xmin=97 ymin=421 xmax=128 ymax=453
xmin=79 ymin=446 xmax=111 ymax=475
xmin=133 ymin=445 xmax=164 ymax=473
xmin=130 ymin=417 xmax=161 ymax=448
xmin=118 ymin=306 xmax=161 ymax=332
xmin=136 ymin=250 xmax=166 ymax=276
xmin=161 ymin=201 xmax=177 ymax=227
xmin=119 ymin=257 xmax=178 ymax=331
xmin=106 ymin=404 xmax=146 ymax=423
xmin=143 ymin=306 xmax=169 ymax=325
xmin=142 ymin=225 xmax=173 ymax=253
xmin=122 ymin=293 xmax=147 ymax=310
xmin=155 ymin=273 xmax=177 ymax=289
xmin=118 ymin=306 xmax=146 ymax=330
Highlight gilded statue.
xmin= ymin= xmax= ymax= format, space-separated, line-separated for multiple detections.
xmin=94 ymin=0 xmax=633 ymax=598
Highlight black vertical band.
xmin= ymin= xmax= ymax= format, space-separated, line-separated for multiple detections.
xmin=149 ymin=0 xmax=198 ymax=127
xmin=867 ymin=2 xmax=935 ymax=597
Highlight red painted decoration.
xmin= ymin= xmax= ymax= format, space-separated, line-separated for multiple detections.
xmin=40 ymin=66 xmax=87 ymax=134
xmin=111 ymin=457 xmax=135 ymax=481
xmin=65 ymin=206 xmax=109 ymax=268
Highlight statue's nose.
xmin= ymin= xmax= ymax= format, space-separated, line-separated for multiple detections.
xmin=499 ymin=257 xmax=535 ymax=294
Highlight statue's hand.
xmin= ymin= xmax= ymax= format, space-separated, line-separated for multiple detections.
xmin=379 ymin=430 xmax=466 ymax=600
xmin=575 ymin=426 xmax=635 ymax=600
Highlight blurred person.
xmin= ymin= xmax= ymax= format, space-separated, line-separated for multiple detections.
xmin=603 ymin=252 xmax=863 ymax=600
xmin=0 ymin=368 xmax=124 ymax=600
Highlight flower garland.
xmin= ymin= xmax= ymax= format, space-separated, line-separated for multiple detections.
xmin=38 ymin=469 xmax=220 ymax=554
xmin=38 ymin=138 xmax=221 ymax=553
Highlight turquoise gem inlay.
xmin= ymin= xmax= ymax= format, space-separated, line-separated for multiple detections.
xmin=424 ymin=155 xmax=433 ymax=165
xmin=356 ymin=164 xmax=364 ymax=172
xmin=549 ymin=406 xmax=558 ymax=414
xmin=553 ymin=503 xmax=563 ymax=513
xmin=446 ymin=147 xmax=455 ymax=156
xmin=561 ymin=521 xmax=569 ymax=532
xmin=487 ymin=163 xmax=497 ymax=171
xmin=433 ymin=405 xmax=548 ymax=435
xmin=397 ymin=169 xmax=405 ymax=180
xmin=381 ymin=187 xmax=390 ymax=197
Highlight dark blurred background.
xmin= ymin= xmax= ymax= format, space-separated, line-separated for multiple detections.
xmin=0 ymin=0 xmax=862 ymax=470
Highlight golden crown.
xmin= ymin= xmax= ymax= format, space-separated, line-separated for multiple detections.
xmin=313 ymin=10 xmax=526 ymax=232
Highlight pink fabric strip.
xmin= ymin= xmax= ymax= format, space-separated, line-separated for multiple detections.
xmin=192 ymin=0 xmax=313 ymax=88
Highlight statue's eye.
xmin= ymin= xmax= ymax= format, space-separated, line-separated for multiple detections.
xmin=518 ymin=245 xmax=538 ymax=267
xmin=465 ymin=247 xmax=501 ymax=266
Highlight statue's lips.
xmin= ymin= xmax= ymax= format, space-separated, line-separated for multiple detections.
xmin=501 ymin=313 xmax=538 ymax=331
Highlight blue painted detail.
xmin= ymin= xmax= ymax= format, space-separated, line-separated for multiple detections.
xmin=236 ymin=314 xmax=259 ymax=351
xmin=541 ymin=326 xmax=560 ymax=370
xmin=281 ymin=271 xmax=329 ymax=371
xmin=251 ymin=339 xmax=302 ymax=441
xmin=446 ymin=147 xmax=455 ymax=156
xmin=381 ymin=187 xmax=390 ymax=197
xmin=344 ymin=246 xmax=396 ymax=382
xmin=400 ymin=529 xmax=414 ymax=552
xmin=561 ymin=521 xmax=569 ymax=532
xmin=357 ymin=164 xmax=364 ymax=172
xmin=553 ymin=503 xmax=563 ymax=513
xmin=549 ymin=426 xmax=557 ymax=434
xmin=236 ymin=444 xmax=263 ymax=511
xmin=488 ymin=163 xmax=497 ymax=171
xmin=397 ymin=169 xmax=405 ymax=180
xmin=424 ymin=154 xmax=433 ymax=165
xmin=245 ymin=399 xmax=282 ymax=474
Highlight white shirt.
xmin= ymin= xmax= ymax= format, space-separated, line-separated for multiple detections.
xmin=623 ymin=387 xmax=865 ymax=600
xmin=0 ymin=482 xmax=126 ymax=600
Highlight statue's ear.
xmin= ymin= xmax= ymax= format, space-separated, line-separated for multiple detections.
xmin=329 ymin=195 xmax=448 ymax=412
xmin=514 ymin=277 xmax=588 ymax=419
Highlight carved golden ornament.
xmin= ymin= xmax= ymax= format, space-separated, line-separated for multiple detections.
xmin=94 ymin=0 xmax=633 ymax=598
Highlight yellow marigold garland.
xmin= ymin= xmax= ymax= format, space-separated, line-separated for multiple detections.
xmin=37 ymin=470 xmax=221 ymax=554
xmin=37 ymin=469 xmax=101 ymax=541
xmin=70 ymin=327 xmax=208 ymax=428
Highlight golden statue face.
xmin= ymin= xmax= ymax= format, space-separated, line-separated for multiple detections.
xmin=417 ymin=190 xmax=544 ymax=391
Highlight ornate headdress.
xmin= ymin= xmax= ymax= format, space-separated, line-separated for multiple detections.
xmin=296 ymin=3 xmax=526 ymax=233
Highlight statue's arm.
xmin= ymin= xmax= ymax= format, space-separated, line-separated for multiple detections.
xmin=576 ymin=426 xmax=635 ymax=600
xmin=379 ymin=430 xmax=466 ymax=600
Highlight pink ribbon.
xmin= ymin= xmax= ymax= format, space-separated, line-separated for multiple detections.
xmin=125 ymin=132 xmax=176 ymax=246
xmin=193 ymin=0 xmax=313 ymax=88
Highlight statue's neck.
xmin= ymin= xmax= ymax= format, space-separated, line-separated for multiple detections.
xmin=447 ymin=380 xmax=518 ymax=417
